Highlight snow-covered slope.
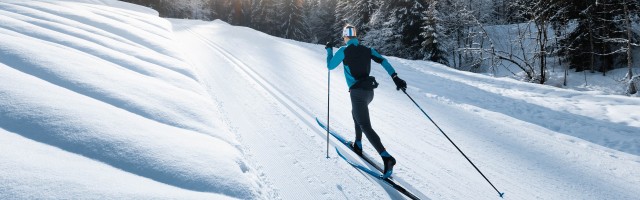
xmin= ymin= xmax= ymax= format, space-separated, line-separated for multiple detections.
xmin=171 ymin=19 xmax=640 ymax=199
xmin=1 ymin=1 xmax=639 ymax=199
xmin=0 ymin=1 xmax=261 ymax=199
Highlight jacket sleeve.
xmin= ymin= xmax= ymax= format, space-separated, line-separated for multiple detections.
xmin=371 ymin=48 xmax=396 ymax=76
xmin=327 ymin=47 xmax=345 ymax=70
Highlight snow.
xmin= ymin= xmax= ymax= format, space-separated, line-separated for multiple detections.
xmin=61 ymin=0 xmax=159 ymax=16
xmin=0 ymin=1 xmax=261 ymax=199
xmin=1 ymin=0 xmax=640 ymax=199
xmin=0 ymin=127 xmax=232 ymax=200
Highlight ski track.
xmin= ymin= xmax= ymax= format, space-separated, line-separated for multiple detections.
xmin=191 ymin=27 xmax=432 ymax=199
xmin=172 ymin=21 xmax=418 ymax=199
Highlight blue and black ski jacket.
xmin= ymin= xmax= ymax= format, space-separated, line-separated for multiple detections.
xmin=326 ymin=39 xmax=396 ymax=89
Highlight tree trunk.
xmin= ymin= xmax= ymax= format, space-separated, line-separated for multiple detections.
xmin=538 ymin=20 xmax=548 ymax=84
xmin=457 ymin=29 xmax=462 ymax=69
xmin=624 ymin=2 xmax=634 ymax=80
xmin=522 ymin=24 xmax=534 ymax=81
xmin=588 ymin=18 xmax=595 ymax=73
xmin=564 ymin=67 xmax=568 ymax=86
xmin=624 ymin=1 xmax=637 ymax=94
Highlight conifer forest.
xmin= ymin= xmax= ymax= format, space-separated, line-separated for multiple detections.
xmin=123 ymin=0 xmax=640 ymax=92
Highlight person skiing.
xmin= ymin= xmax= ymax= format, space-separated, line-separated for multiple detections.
xmin=325 ymin=24 xmax=407 ymax=178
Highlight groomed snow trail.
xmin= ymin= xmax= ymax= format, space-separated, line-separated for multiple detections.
xmin=172 ymin=20 xmax=419 ymax=200
xmin=172 ymin=19 xmax=640 ymax=199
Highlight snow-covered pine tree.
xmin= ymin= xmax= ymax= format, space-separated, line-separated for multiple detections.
xmin=558 ymin=0 xmax=639 ymax=77
xmin=333 ymin=0 xmax=351 ymax=45
xmin=337 ymin=0 xmax=376 ymax=36
xmin=361 ymin=0 xmax=391 ymax=50
xmin=378 ymin=0 xmax=427 ymax=59
xmin=335 ymin=0 xmax=351 ymax=25
xmin=301 ymin=0 xmax=318 ymax=43
xmin=595 ymin=0 xmax=639 ymax=78
xmin=420 ymin=0 xmax=448 ymax=65
xmin=278 ymin=0 xmax=310 ymax=41
xmin=252 ymin=0 xmax=279 ymax=35
xmin=592 ymin=0 xmax=624 ymax=76
xmin=557 ymin=1 xmax=596 ymax=73
xmin=439 ymin=0 xmax=476 ymax=70
xmin=613 ymin=0 xmax=640 ymax=94
xmin=307 ymin=0 xmax=340 ymax=44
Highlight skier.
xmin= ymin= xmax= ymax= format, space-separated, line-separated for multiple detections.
xmin=325 ymin=24 xmax=407 ymax=178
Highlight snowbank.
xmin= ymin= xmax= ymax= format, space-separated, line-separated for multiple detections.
xmin=0 ymin=1 xmax=262 ymax=199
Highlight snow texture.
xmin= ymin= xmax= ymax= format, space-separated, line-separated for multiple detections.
xmin=1 ymin=0 xmax=639 ymax=199
xmin=0 ymin=0 xmax=261 ymax=199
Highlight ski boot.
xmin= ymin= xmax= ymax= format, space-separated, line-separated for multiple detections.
xmin=350 ymin=141 xmax=363 ymax=156
xmin=381 ymin=152 xmax=396 ymax=179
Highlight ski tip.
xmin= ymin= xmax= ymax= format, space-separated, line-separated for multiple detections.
xmin=315 ymin=117 xmax=325 ymax=127
xmin=499 ymin=192 xmax=505 ymax=198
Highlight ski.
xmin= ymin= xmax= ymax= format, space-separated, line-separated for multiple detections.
xmin=316 ymin=117 xmax=421 ymax=200
xmin=335 ymin=147 xmax=421 ymax=200
xmin=315 ymin=117 xmax=385 ymax=173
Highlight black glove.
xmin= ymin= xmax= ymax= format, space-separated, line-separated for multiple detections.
xmin=325 ymin=41 xmax=334 ymax=49
xmin=391 ymin=73 xmax=407 ymax=91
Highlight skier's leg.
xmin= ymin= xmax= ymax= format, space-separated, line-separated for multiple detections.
xmin=352 ymin=111 xmax=363 ymax=142
xmin=350 ymin=89 xmax=386 ymax=154
xmin=351 ymin=89 xmax=395 ymax=178
xmin=350 ymin=110 xmax=364 ymax=155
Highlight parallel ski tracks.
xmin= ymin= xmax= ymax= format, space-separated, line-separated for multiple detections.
xmin=186 ymin=27 xmax=324 ymax=138
xmin=186 ymin=26 xmax=428 ymax=199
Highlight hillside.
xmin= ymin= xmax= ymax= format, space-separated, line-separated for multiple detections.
xmin=1 ymin=1 xmax=639 ymax=199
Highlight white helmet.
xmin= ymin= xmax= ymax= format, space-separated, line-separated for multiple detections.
xmin=342 ymin=25 xmax=357 ymax=37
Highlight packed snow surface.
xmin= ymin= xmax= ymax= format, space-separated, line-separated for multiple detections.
xmin=0 ymin=0 xmax=260 ymax=199
xmin=1 ymin=0 xmax=639 ymax=199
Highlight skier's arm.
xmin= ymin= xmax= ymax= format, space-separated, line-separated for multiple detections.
xmin=371 ymin=48 xmax=396 ymax=76
xmin=327 ymin=47 xmax=345 ymax=70
xmin=372 ymin=48 xmax=406 ymax=90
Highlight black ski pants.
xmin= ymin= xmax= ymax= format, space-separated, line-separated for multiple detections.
xmin=350 ymin=88 xmax=386 ymax=154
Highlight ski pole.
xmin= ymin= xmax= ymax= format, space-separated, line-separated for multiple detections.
xmin=326 ymin=69 xmax=330 ymax=158
xmin=402 ymin=89 xmax=504 ymax=198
